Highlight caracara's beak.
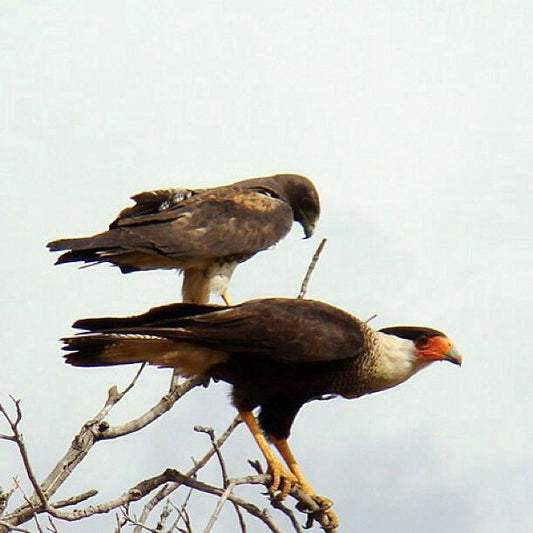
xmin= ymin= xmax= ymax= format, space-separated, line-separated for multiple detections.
xmin=443 ymin=344 xmax=462 ymax=366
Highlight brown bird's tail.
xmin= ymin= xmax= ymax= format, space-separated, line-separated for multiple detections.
xmin=47 ymin=236 xmax=99 ymax=265
xmin=47 ymin=229 xmax=143 ymax=269
xmin=47 ymin=232 xmax=121 ymax=266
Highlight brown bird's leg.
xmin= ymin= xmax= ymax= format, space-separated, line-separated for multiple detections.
xmin=271 ymin=437 xmax=339 ymax=528
xmin=182 ymin=268 xmax=211 ymax=304
xmin=239 ymin=411 xmax=297 ymax=498
xmin=221 ymin=292 xmax=232 ymax=306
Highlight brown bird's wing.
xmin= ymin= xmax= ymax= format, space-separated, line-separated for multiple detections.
xmin=70 ymin=298 xmax=367 ymax=364
xmin=48 ymin=187 xmax=294 ymax=268
xmin=114 ymin=188 xmax=294 ymax=261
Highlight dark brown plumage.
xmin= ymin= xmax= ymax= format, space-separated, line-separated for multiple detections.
xmin=47 ymin=174 xmax=320 ymax=304
xmin=62 ymin=297 xmax=461 ymax=522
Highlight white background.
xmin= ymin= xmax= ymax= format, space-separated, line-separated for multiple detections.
xmin=1 ymin=2 xmax=531 ymax=532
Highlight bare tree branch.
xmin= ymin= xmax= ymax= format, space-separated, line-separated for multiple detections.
xmin=133 ymin=416 xmax=241 ymax=532
xmin=0 ymin=521 xmax=31 ymax=533
xmin=298 ymin=238 xmax=327 ymax=299
xmin=0 ymin=374 xmax=204 ymax=531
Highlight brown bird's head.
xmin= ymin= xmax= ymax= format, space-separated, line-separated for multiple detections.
xmin=275 ymin=174 xmax=320 ymax=239
xmin=239 ymin=174 xmax=320 ymax=238
xmin=379 ymin=326 xmax=462 ymax=366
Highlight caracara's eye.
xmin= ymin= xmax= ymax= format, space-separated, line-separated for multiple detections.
xmin=417 ymin=335 xmax=428 ymax=344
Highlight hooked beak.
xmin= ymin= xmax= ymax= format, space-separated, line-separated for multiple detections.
xmin=302 ymin=219 xmax=316 ymax=239
xmin=443 ymin=344 xmax=462 ymax=366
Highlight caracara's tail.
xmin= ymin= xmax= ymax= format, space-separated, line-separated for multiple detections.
xmin=62 ymin=302 xmax=229 ymax=375
xmin=63 ymin=335 xmax=178 ymax=367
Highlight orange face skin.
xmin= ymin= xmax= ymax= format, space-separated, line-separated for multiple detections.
xmin=415 ymin=335 xmax=453 ymax=361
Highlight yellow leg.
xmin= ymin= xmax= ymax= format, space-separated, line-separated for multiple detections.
xmin=272 ymin=437 xmax=338 ymax=529
xmin=239 ymin=411 xmax=297 ymax=498
xmin=221 ymin=292 xmax=232 ymax=306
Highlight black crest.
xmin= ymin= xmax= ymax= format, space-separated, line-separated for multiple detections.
xmin=379 ymin=326 xmax=446 ymax=340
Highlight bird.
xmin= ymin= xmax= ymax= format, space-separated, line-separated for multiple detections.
xmin=62 ymin=297 xmax=462 ymax=527
xmin=47 ymin=174 xmax=320 ymax=305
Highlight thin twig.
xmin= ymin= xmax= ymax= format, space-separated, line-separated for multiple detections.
xmin=202 ymin=481 xmax=235 ymax=533
xmin=271 ymin=499 xmax=304 ymax=533
xmin=0 ymin=399 xmax=50 ymax=531
xmin=155 ymin=499 xmax=172 ymax=532
xmin=194 ymin=424 xmax=247 ymax=531
xmin=134 ymin=416 xmax=241 ymax=532
xmin=46 ymin=516 xmax=58 ymax=533
xmin=194 ymin=426 xmax=229 ymax=486
xmin=365 ymin=313 xmax=378 ymax=324
xmin=120 ymin=509 xmax=160 ymax=533
xmin=169 ymin=497 xmax=193 ymax=533
xmin=233 ymin=502 xmax=247 ymax=533
xmin=298 ymin=238 xmax=327 ymax=299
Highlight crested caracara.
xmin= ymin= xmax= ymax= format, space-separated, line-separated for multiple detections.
xmin=62 ymin=297 xmax=462 ymax=528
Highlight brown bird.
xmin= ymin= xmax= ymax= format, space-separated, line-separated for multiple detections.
xmin=47 ymin=174 xmax=320 ymax=304
xmin=62 ymin=297 xmax=462 ymax=527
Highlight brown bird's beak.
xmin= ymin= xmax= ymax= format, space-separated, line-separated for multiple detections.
xmin=302 ymin=218 xmax=317 ymax=239
xmin=443 ymin=344 xmax=462 ymax=366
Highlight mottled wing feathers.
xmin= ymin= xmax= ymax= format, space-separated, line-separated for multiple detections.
xmin=110 ymin=188 xmax=201 ymax=227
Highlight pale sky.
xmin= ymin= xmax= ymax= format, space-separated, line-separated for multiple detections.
xmin=1 ymin=2 xmax=532 ymax=532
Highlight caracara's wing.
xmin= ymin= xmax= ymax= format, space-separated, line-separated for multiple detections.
xmin=69 ymin=298 xmax=366 ymax=364
xmin=48 ymin=187 xmax=294 ymax=268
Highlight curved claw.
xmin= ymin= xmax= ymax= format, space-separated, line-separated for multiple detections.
xmin=312 ymin=494 xmax=333 ymax=511
xmin=267 ymin=461 xmax=298 ymax=500
xmin=303 ymin=500 xmax=338 ymax=531
xmin=317 ymin=506 xmax=338 ymax=531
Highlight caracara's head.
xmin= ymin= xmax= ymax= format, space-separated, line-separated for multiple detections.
xmin=379 ymin=326 xmax=462 ymax=366
xmin=355 ymin=325 xmax=462 ymax=397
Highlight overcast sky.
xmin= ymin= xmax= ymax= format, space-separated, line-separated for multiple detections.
xmin=1 ymin=2 xmax=532 ymax=532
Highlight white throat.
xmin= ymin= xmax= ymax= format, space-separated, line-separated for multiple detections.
xmin=372 ymin=332 xmax=431 ymax=390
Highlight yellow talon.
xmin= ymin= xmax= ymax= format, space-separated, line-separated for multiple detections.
xmin=321 ymin=508 xmax=339 ymax=530
xmin=239 ymin=411 xmax=336 ymax=525
xmin=271 ymin=436 xmax=338 ymax=527
xmin=267 ymin=462 xmax=298 ymax=499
